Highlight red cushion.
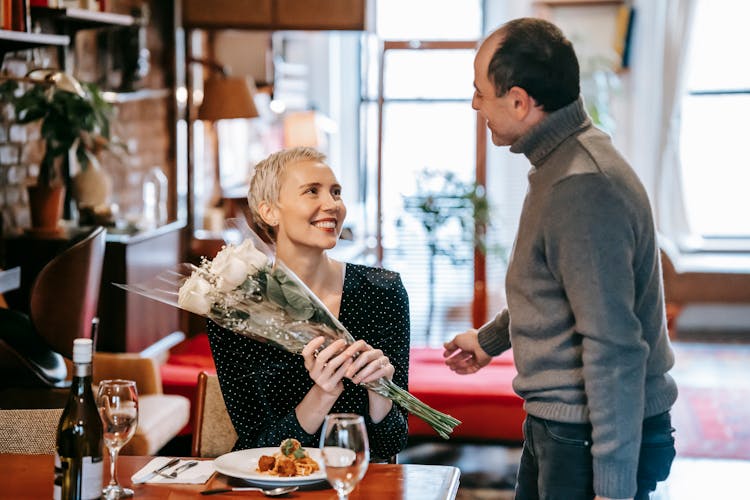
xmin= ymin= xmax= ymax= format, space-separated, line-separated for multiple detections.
xmin=160 ymin=334 xmax=217 ymax=435
xmin=166 ymin=353 xmax=216 ymax=370
xmin=171 ymin=331 xmax=213 ymax=357
xmin=408 ymin=348 xmax=525 ymax=442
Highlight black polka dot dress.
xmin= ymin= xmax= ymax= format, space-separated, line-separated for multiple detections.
xmin=206 ymin=263 xmax=410 ymax=460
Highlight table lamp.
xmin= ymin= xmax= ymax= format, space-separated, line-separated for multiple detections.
xmin=198 ymin=73 xmax=259 ymax=121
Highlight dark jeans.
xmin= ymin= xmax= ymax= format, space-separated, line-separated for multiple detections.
xmin=515 ymin=411 xmax=676 ymax=500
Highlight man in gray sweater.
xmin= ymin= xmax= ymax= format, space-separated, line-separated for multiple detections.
xmin=444 ymin=18 xmax=678 ymax=500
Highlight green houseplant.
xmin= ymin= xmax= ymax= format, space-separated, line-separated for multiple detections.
xmin=401 ymin=169 xmax=492 ymax=339
xmin=1 ymin=71 xmax=114 ymax=229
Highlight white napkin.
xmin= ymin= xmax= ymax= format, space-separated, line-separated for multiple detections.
xmin=131 ymin=457 xmax=215 ymax=484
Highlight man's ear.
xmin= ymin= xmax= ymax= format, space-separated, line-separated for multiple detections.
xmin=507 ymin=86 xmax=535 ymax=118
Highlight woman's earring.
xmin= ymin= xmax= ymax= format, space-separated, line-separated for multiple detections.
xmin=270 ymin=220 xmax=278 ymax=227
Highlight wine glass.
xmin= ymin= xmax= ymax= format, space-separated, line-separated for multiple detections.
xmin=320 ymin=413 xmax=370 ymax=500
xmin=97 ymin=379 xmax=139 ymax=499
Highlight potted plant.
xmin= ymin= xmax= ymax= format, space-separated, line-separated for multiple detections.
xmin=400 ymin=169 xmax=495 ymax=339
xmin=1 ymin=71 xmax=114 ymax=230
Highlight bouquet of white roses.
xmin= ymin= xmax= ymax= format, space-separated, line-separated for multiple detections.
xmin=118 ymin=220 xmax=460 ymax=439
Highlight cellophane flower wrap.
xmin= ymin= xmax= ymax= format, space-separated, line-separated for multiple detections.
xmin=117 ymin=219 xmax=461 ymax=439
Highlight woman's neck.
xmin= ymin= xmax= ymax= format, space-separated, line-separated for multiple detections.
xmin=275 ymin=245 xmax=342 ymax=299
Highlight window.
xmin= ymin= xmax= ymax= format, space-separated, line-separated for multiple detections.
xmin=362 ymin=0 xmax=483 ymax=345
xmin=681 ymin=0 xmax=750 ymax=238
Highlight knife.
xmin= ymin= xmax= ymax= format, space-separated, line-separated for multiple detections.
xmin=133 ymin=457 xmax=181 ymax=484
xmin=162 ymin=460 xmax=199 ymax=478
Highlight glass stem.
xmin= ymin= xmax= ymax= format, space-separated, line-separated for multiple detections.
xmin=108 ymin=447 xmax=120 ymax=487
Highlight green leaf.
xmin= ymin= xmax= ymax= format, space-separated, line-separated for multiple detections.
xmin=284 ymin=302 xmax=314 ymax=320
xmin=11 ymin=79 xmax=115 ymax=184
xmin=265 ymin=274 xmax=286 ymax=306
xmin=273 ymin=269 xmax=315 ymax=320
xmin=281 ymin=439 xmax=295 ymax=456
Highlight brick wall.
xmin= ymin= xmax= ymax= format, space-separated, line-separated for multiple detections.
xmin=0 ymin=0 xmax=174 ymax=235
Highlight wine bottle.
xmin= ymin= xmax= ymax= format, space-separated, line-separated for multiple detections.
xmin=54 ymin=338 xmax=104 ymax=500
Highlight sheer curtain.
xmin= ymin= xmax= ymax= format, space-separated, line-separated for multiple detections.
xmin=627 ymin=0 xmax=697 ymax=244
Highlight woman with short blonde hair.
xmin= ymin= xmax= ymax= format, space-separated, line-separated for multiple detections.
xmin=208 ymin=146 xmax=411 ymax=461
xmin=248 ymin=146 xmax=326 ymax=244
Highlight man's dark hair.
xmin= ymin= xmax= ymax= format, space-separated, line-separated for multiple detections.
xmin=488 ymin=18 xmax=580 ymax=112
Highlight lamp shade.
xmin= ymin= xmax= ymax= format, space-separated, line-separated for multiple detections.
xmin=198 ymin=75 xmax=259 ymax=121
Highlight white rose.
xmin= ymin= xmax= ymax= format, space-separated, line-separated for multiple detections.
xmin=234 ymin=239 xmax=269 ymax=273
xmin=211 ymin=244 xmax=250 ymax=292
xmin=178 ymin=272 xmax=213 ymax=315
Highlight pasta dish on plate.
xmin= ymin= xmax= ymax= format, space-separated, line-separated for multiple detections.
xmin=257 ymin=439 xmax=320 ymax=477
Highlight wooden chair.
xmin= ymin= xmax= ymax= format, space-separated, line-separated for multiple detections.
xmin=0 ymin=227 xmax=190 ymax=455
xmin=0 ymin=226 xmax=106 ymax=392
xmin=191 ymin=371 xmax=237 ymax=458
xmin=93 ymin=352 xmax=191 ymax=455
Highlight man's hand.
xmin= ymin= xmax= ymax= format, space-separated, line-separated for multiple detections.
xmin=443 ymin=329 xmax=492 ymax=374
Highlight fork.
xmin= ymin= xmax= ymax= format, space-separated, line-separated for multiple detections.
xmin=155 ymin=460 xmax=199 ymax=478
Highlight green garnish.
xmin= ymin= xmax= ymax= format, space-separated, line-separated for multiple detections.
xmin=281 ymin=439 xmax=295 ymax=456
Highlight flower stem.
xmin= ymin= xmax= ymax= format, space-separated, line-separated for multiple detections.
xmin=365 ymin=378 xmax=461 ymax=439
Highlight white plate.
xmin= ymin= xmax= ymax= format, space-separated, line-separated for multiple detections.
xmin=213 ymin=447 xmax=327 ymax=487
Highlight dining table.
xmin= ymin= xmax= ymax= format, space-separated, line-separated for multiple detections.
xmin=0 ymin=453 xmax=461 ymax=499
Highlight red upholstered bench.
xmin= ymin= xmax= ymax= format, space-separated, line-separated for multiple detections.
xmin=160 ymin=335 xmax=526 ymax=443
xmin=408 ymin=348 xmax=525 ymax=443
xmin=161 ymin=333 xmax=216 ymax=435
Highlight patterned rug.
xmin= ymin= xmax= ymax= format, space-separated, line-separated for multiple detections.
xmin=670 ymin=342 xmax=750 ymax=461
xmin=671 ymin=386 xmax=750 ymax=460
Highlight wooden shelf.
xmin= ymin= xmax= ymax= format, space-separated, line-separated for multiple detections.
xmin=0 ymin=29 xmax=69 ymax=55
xmin=30 ymin=6 xmax=136 ymax=30
xmin=101 ymin=88 xmax=172 ymax=104
xmin=534 ymin=0 xmax=623 ymax=5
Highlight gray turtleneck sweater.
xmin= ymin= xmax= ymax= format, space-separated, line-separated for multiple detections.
xmin=477 ymin=97 xmax=678 ymax=499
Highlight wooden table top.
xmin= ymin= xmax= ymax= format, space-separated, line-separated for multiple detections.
xmin=0 ymin=454 xmax=460 ymax=500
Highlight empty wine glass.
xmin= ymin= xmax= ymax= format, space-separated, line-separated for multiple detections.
xmin=320 ymin=413 xmax=369 ymax=500
xmin=97 ymin=379 xmax=138 ymax=499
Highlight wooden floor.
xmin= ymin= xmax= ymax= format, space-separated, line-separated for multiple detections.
xmin=402 ymin=438 xmax=750 ymax=499
xmin=656 ymin=458 xmax=750 ymax=499
xmin=401 ymin=338 xmax=750 ymax=499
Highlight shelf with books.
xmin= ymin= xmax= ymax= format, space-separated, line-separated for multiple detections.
xmin=30 ymin=6 xmax=135 ymax=31
xmin=0 ymin=28 xmax=69 ymax=57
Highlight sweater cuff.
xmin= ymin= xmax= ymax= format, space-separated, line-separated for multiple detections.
xmin=477 ymin=309 xmax=511 ymax=356
xmin=594 ymin=459 xmax=637 ymax=499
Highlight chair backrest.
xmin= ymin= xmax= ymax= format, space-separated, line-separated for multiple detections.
xmin=0 ymin=408 xmax=63 ymax=454
xmin=30 ymin=227 xmax=106 ymax=359
xmin=191 ymin=371 xmax=237 ymax=458
xmin=92 ymin=352 xmax=162 ymax=395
